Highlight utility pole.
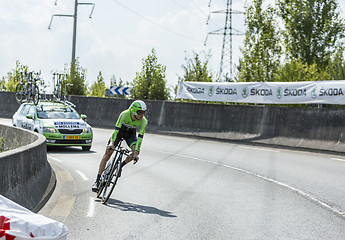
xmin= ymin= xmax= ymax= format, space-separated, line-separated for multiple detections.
xmin=71 ymin=0 xmax=78 ymax=64
xmin=205 ymin=0 xmax=243 ymax=81
xmin=48 ymin=0 xmax=95 ymax=65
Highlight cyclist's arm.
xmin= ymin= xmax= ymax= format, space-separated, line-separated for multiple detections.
xmin=135 ymin=117 xmax=148 ymax=152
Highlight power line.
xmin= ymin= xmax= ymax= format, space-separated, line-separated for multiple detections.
xmin=168 ymin=0 xmax=186 ymax=10
xmin=111 ymin=0 xmax=203 ymax=43
xmin=0 ymin=17 xmax=46 ymax=27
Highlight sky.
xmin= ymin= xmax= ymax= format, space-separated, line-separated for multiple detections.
xmin=0 ymin=0 xmax=344 ymax=96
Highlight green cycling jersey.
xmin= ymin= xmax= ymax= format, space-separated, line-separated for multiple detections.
xmin=110 ymin=109 xmax=148 ymax=152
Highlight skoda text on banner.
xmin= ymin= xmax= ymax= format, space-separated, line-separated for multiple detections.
xmin=176 ymin=81 xmax=345 ymax=105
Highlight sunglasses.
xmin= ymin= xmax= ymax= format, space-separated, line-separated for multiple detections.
xmin=137 ymin=110 xmax=146 ymax=115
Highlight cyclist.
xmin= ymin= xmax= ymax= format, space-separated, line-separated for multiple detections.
xmin=92 ymin=100 xmax=148 ymax=192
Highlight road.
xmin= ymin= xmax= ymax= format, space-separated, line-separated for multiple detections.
xmin=1 ymin=117 xmax=345 ymax=239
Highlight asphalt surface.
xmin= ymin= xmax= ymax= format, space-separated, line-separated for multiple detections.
xmin=1 ymin=117 xmax=345 ymax=239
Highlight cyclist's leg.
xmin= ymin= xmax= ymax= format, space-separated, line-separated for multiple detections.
xmin=92 ymin=137 xmax=119 ymax=192
xmin=124 ymin=131 xmax=138 ymax=164
xmin=117 ymin=144 xmax=136 ymax=178
xmin=117 ymin=133 xmax=137 ymax=177
xmin=98 ymin=137 xmax=120 ymax=175
xmin=125 ymin=143 xmax=137 ymax=163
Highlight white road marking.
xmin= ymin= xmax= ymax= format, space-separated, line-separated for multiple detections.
xmin=76 ymin=170 xmax=88 ymax=181
xmin=155 ymin=134 xmax=194 ymax=141
xmin=48 ymin=156 xmax=63 ymax=162
xmin=87 ymin=197 xmax=95 ymax=217
xmin=153 ymin=149 xmax=345 ymax=219
xmin=240 ymin=146 xmax=280 ymax=152
xmin=331 ymin=158 xmax=345 ymax=162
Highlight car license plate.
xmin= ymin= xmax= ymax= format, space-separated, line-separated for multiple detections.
xmin=64 ymin=135 xmax=80 ymax=140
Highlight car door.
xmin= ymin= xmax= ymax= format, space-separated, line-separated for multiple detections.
xmin=17 ymin=104 xmax=31 ymax=129
xmin=26 ymin=105 xmax=36 ymax=131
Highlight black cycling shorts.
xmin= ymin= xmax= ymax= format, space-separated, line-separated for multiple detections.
xmin=108 ymin=127 xmax=137 ymax=149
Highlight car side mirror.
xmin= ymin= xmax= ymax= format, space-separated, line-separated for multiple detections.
xmin=26 ymin=114 xmax=34 ymax=120
xmin=81 ymin=114 xmax=87 ymax=121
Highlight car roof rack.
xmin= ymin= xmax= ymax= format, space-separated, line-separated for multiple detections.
xmin=57 ymin=99 xmax=76 ymax=108
xmin=38 ymin=97 xmax=76 ymax=108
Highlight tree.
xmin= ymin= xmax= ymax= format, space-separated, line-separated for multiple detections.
xmin=238 ymin=0 xmax=282 ymax=82
xmin=63 ymin=58 xmax=87 ymax=95
xmin=274 ymin=59 xmax=331 ymax=82
xmin=178 ymin=51 xmax=213 ymax=82
xmin=132 ymin=49 xmax=170 ymax=100
xmin=88 ymin=71 xmax=106 ymax=97
xmin=0 ymin=77 xmax=6 ymax=91
xmin=110 ymin=74 xmax=130 ymax=88
xmin=277 ymin=0 xmax=345 ymax=69
xmin=328 ymin=46 xmax=345 ymax=80
xmin=1 ymin=60 xmax=29 ymax=91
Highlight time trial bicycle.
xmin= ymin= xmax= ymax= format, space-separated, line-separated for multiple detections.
xmin=96 ymin=140 xmax=136 ymax=204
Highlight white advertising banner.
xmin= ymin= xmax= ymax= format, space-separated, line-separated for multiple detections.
xmin=176 ymin=80 xmax=345 ymax=105
xmin=0 ymin=195 xmax=68 ymax=240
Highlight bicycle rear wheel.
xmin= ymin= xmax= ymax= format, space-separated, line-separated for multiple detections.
xmin=15 ymin=83 xmax=24 ymax=103
xmin=101 ymin=157 xmax=122 ymax=204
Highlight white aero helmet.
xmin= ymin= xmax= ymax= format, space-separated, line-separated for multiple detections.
xmin=129 ymin=100 xmax=147 ymax=115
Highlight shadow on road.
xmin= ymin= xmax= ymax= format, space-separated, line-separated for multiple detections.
xmin=98 ymin=198 xmax=177 ymax=218
xmin=47 ymin=146 xmax=96 ymax=154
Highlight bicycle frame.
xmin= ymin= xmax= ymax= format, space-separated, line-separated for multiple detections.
xmin=97 ymin=140 xmax=132 ymax=204
xmin=52 ymin=73 xmax=68 ymax=101
xmin=15 ymin=71 xmax=41 ymax=105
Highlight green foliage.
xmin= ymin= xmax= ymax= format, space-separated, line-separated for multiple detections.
xmin=63 ymin=58 xmax=88 ymax=95
xmin=1 ymin=60 xmax=29 ymax=92
xmin=88 ymin=71 xmax=106 ymax=97
xmin=238 ymin=0 xmax=282 ymax=82
xmin=0 ymin=77 xmax=6 ymax=91
xmin=277 ymin=0 xmax=345 ymax=69
xmin=110 ymin=74 xmax=130 ymax=87
xmin=328 ymin=46 xmax=345 ymax=80
xmin=178 ymin=51 xmax=213 ymax=82
xmin=132 ymin=49 xmax=170 ymax=100
xmin=274 ymin=59 xmax=331 ymax=82
xmin=329 ymin=61 xmax=345 ymax=80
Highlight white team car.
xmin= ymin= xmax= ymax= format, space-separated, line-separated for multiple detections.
xmin=12 ymin=100 xmax=93 ymax=151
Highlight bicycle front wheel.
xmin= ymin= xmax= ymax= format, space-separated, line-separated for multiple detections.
xmin=97 ymin=162 xmax=113 ymax=198
xmin=101 ymin=158 xmax=121 ymax=204
xmin=96 ymin=173 xmax=106 ymax=198
xmin=15 ymin=83 xmax=24 ymax=103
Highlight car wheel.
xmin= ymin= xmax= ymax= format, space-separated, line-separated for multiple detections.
xmin=82 ymin=146 xmax=91 ymax=151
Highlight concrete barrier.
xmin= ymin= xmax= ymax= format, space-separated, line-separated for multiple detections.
xmin=0 ymin=91 xmax=19 ymax=118
xmin=68 ymin=96 xmax=345 ymax=154
xmin=0 ymin=124 xmax=54 ymax=212
xmin=1 ymin=91 xmax=345 ymax=154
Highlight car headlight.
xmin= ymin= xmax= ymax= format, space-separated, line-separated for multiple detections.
xmin=43 ymin=127 xmax=57 ymax=133
xmin=84 ymin=127 xmax=92 ymax=134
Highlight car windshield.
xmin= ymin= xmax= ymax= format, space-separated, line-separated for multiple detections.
xmin=37 ymin=105 xmax=80 ymax=119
